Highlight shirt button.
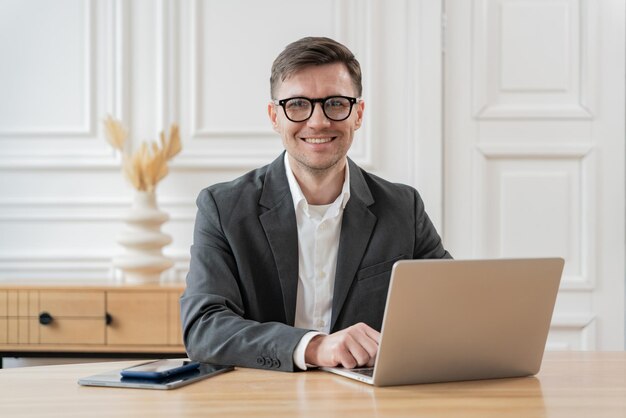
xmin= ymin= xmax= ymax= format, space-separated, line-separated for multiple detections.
xmin=316 ymin=320 xmax=325 ymax=328
xmin=318 ymin=271 xmax=325 ymax=279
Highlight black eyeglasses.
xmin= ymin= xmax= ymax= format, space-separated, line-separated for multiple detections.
xmin=273 ymin=96 xmax=359 ymax=122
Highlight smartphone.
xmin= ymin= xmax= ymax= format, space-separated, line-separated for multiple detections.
xmin=120 ymin=359 xmax=201 ymax=380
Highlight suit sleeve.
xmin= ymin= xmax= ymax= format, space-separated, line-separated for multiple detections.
xmin=412 ymin=189 xmax=453 ymax=259
xmin=180 ymin=189 xmax=309 ymax=372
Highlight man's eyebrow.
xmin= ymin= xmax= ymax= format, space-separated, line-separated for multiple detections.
xmin=281 ymin=94 xmax=349 ymax=99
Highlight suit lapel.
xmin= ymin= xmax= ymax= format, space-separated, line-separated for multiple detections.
xmin=258 ymin=155 xmax=377 ymax=329
xmin=259 ymin=154 xmax=299 ymax=326
xmin=331 ymin=159 xmax=377 ymax=330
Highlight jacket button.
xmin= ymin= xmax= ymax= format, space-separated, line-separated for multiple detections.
xmin=256 ymin=357 xmax=264 ymax=365
xmin=272 ymin=359 xmax=281 ymax=368
xmin=264 ymin=357 xmax=272 ymax=367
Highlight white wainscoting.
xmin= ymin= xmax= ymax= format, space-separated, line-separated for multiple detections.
xmin=0 ymin=0 xmax=443 ymax=282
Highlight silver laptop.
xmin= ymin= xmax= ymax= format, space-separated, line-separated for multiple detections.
xmin=321 ymin=258 xmax=564 ymax=387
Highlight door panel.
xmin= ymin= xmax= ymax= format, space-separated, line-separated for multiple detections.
xmin=444 ymin=0 xmax=625 ymax=349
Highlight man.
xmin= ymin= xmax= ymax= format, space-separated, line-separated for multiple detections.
xmin=181 ymin=37 xmax=451 ymax=372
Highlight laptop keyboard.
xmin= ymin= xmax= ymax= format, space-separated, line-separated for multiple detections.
xmin=351 ymin=367 xmax=374 ymax=377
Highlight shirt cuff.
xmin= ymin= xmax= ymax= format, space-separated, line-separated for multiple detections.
xmin=293 ymin=331 xmax=324 ymax=370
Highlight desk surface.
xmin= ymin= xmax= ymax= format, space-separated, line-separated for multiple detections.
xmin=1 ymin=351 xmax=625 ymax=417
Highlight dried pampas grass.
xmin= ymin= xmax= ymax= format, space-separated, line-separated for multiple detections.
xmin=103 ymin=116 xmax=181 ymax=191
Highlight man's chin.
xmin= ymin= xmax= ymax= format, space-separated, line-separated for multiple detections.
xmin=294 ymin=157 xmax=345 ymax=174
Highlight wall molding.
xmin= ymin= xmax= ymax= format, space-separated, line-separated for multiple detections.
xmin=0 ymin=1 xmax=94 ymax=137
xmin=0 ymin=197 xmax=196 ymax=222
xmin=476 ymin=143 xmax=594 ymax=158
xmin=180 ymin=0 xmax=374 ymax=169
xmin=547 ymin=314 xmax=596 ymax=350
xmin=0 ymin=0 xmax=124 ymax=168
xmin=473 ymin=144 xmax=596 ymax=289
xmin=472 ymin=0 xmax=597 ymax=120
xmin=0 ymin=251 xmax=190 ymax=282
xmin=0 ymin=156 xmax=120 ymax=170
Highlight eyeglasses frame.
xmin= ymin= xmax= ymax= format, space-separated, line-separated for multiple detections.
xmin=273 ymin=95 xmax=360 ymax=122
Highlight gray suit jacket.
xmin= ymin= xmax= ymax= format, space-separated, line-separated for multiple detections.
xmin=181 ymin=153 xmax=451 ymax=372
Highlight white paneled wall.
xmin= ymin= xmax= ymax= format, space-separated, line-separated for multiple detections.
xmin=445 ymin=0 xmax=625 ymax=349
xmin=0 ymin=0 xmax=443 ymax=281
xmin=2 ymin=0 xmax=623 ymax=351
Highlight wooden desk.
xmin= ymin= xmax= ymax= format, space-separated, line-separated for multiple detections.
xmin=1 ymin=352 xmax=625 ymax=417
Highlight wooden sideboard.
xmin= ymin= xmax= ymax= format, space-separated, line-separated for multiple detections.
xmin=0 ymin=282 xmax=186 ymax=365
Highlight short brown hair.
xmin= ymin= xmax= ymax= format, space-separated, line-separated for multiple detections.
xmin=270 ymin=37 xmax=362 ymax=99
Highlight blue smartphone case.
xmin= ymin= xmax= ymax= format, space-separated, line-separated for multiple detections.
xmin=120 ymin=360 xmax=201 ymax=380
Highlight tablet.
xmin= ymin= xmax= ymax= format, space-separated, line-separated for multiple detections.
xmin=78 ymin=363 xmax=234 ymax=390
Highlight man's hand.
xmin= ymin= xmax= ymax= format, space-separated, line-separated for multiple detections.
xmin=304 ymin=323 xmax=380 ymax=368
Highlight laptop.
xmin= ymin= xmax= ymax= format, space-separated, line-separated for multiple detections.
xmin=321 ymin=258 xmax=564 ymax=387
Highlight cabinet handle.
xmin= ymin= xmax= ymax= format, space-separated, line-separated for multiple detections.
xmin=105 ymin=313 xmax=113 ymax=326
xmin=39 ymin=312 xmax=54 ymax=325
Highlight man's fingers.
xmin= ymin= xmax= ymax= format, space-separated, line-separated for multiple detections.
xmin=350 ymin=322 xmax=381 ymax=342
xmin=337 ymin=347 xmax=358 ymax=369
xmin=349 ymin=323 xmax=380 ymax=358
xmin=305 ymin=323 xmax=382 ymax=368
xmin=344 ymin=334 xmax=372 ymax=367
xmin=341 ymin=325 xmax=380 ymax=367
xmin=364 ymin=326 xmax=381 ymax=343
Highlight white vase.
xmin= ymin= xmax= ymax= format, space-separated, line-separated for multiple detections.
xmin=112 ymin=190 xmax=174 ymax=283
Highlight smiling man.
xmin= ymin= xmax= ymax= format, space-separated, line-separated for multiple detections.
xmin=181 ymin=37 xmax=451 ymax=372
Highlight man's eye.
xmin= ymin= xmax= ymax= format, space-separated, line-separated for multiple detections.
xmin=287 ymin=99 xmax=309 ymax=109
xmin=328 ymin=98 xmax=347 ymax=107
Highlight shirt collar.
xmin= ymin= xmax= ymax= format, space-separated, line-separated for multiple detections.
xmin=284 ymin=153 xmax=351 ymax=217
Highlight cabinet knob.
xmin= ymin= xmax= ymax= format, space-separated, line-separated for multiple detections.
xmin=39 ymin=312 xmax=54 ymax=325
xmin=105 ymin=313 xmax=113 ymax=325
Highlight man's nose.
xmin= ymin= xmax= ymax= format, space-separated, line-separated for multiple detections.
xmin=307 ymin=102 xmax=331 ymax=127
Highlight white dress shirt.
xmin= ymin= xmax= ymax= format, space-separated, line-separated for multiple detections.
xmin=284 ymin=153 xmax=351 ymax=370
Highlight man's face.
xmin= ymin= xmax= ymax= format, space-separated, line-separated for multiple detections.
xmin=268 ymin=62 xmax=364 ymax=176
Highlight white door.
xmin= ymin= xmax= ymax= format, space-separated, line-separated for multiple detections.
xmin=444 ymin=0 xmax=625 ymax=349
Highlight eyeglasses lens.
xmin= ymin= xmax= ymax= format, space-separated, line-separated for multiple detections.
xmin=284 ymin=97 xmax=352 ymax=122
xmin=323 ymin=97 xmax=352 ymax=121
xmin=285 ymin=99 xmax=312 ymax=122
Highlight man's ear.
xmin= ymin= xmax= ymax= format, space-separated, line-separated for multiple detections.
xmin=354 ymin=100 xmax=365 ymax=130
xmin=268 ymin=102 xmax=280 ymax=133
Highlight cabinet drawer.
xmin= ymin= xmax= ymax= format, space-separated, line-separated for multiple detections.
xmin=0 ymin=291 xmax=6 ymax=317
xmin=40 ymin=318 xmax=106 ymax=344
xmin=0 ymin=318 xmax=6 ymax=344
xmin=107 ymin=292 xmax=168 ymax=345
xmin=168 ymin=291 xmax=183 ymax=346
xmin=36 ymin=291 xmax=106 ymax=345
xmin=39 ymin=291 xmax=105 ymax=317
